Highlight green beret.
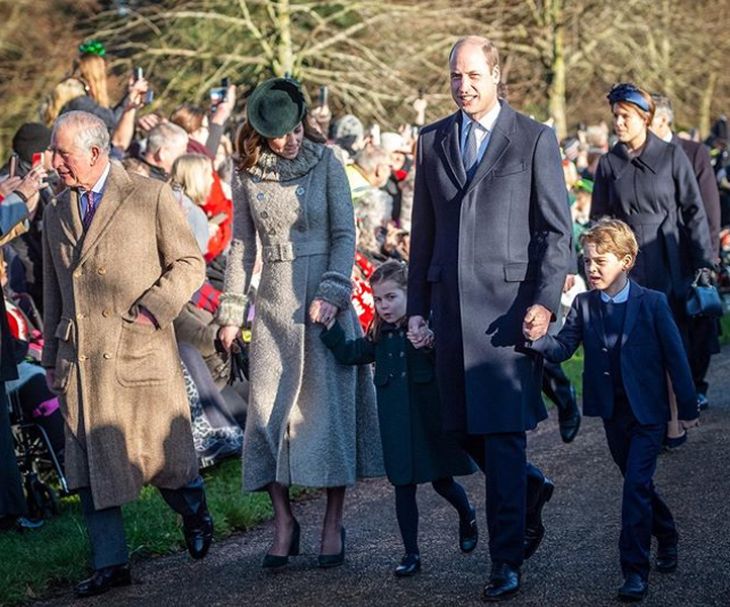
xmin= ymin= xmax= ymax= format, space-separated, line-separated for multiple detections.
xmin=246 ymin=77 xmax=307 ymax=138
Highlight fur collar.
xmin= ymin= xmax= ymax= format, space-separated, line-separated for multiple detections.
xmin=248 ymin=138 xmax=324 ymax=182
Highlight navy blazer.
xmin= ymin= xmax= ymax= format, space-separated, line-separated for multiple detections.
xmin=407 ymin=102 xmax=573 ymax=434
xmin=529 ymin=282 xmax=698 ymax=425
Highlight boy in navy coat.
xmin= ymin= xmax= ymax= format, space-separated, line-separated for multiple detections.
xmin=524 ymin=219 xmax=699 ymax=602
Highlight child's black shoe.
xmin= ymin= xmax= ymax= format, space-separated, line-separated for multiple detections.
xmin=394 ymin=553 xmax=421 ymax=577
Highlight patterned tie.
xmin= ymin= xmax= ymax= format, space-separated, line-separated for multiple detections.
xmin=83 ymin=190 xmax=96 ymax=230
xmin=462 ymin=121 xmax=480 ymax=178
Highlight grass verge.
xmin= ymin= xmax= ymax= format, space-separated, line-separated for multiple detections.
xmin=0 ymin=459 xmax=310 ymax=606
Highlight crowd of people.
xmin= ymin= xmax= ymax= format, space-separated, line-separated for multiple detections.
xmin=0 ymin=32 xmax=727 ymax=604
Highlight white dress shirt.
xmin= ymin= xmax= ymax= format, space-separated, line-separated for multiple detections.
xmin=460 ymin=101 xmax=502 ymax=167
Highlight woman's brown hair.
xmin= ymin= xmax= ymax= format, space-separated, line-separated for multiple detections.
xmin=235 ymin=114 xmax=325 ymax=171
xmin=170 ymin=104 xmax=206 ymax=134
xmin=367 ymin=260 xmax=408 ymax=343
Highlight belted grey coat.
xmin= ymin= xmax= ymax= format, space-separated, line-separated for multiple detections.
xmin=218 ymin=139 xmax=383 ymax=491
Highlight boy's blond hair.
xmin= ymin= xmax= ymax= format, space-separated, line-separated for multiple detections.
xmin=580 ymin=218 xmax=639 ymax=269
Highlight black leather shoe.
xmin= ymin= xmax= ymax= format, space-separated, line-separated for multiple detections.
xmin=558 ymin=399 xmax=581 ymax=443
xmin=263 ymin=519 xmax=301 ymax=569
xmin=482 ymin=562 xmax=520 ymax=602
xmin=524 ymin=477 xmax=554 ymax=559
xmin=656 ymin=538 xmax=678 ymax=573
xmin=318 ymin=527 xmax=346 ymax=568
xmin=394 ymin=553 xmax=421 ymax=577
xmin=617 ymin=573 xmax=648 ymax=602
xmin=74 ymin=564 xmax=132 ymax=598
xmin=183 ymin=509 xmax=214 ymax=560
xmin=459 ymin=506 xmax=479 ymax=553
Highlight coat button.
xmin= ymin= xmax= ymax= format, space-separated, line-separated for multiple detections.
xmin=76 ymin=312 xmax=84 ymax=319
xmin=603 ymin=371 xmax=610 ymax=376
xmin=296 ymin=186 xmax=305 ymax=196
xmin=97 ymin=267 xmax=107 ymax=275
xmin=73 ymin=270 xmax=81 ymax=278
xmin=102 ymin=309 xmax=111 ymax=318
xmin=601 ymin=347 xmax=608 ymax=353
xmin=78 ymin=355 xmax=87 ymax=362
xmin=389 ymin=372 xmax=394 ymax=378
xmin=260 ymin=211 xmax=269 ymax=219
xmin=257 ymin=192 xmax=265 ymax=201
xmin=296 ymin=224 xmax=306 ymax=232
xmin=401 ymin=371 xmax=406 ymax=378
xmin=388 ymin=353 xmax=393 ymax=358
xmin=103 ymin=353 xmax=112 ymax=360
xmin=399 ymin=352 xmax=405 ymax=357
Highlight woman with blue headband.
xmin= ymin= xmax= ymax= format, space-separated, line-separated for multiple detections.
xmin=590 ymin=83 xmax=714 ymax=599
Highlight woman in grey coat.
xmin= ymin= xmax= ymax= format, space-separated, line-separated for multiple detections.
xmin=217 ymin=78 xmax=382 ymax=569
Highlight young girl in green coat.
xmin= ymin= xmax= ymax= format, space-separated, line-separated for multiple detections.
xmin=319 ymin=260 xmax=477 ymax=577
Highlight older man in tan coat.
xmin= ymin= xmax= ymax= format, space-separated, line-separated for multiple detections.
xmin=43 ymin=111 xmax=212 ymax=598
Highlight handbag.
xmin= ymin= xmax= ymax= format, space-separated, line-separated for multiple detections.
xmin=228 ymin=336 xmax=250 ymax=383
xmin=685 ymin=269 xmax=724 ymax=318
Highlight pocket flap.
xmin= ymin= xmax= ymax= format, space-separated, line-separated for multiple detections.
xmin=503 ymin=262 xmax=536 ymax=282
xmin=494 ymin=161 xmax=526 ymax=177
xmin=426 ymin=265 xmax=442 ymax=283
xmin=54 ymin=318 xmax=73 ymax=342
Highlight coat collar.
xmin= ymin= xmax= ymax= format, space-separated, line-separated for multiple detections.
xmin=56 ymin=162 xmax=137 ymax=267
xmin=438 ymin=100 xmax=516 ymax=192
xmin=607 ymin=130 xmax=667 ymax=177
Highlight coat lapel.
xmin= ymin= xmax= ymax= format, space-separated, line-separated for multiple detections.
xmin=620 ymin=281 xmax=643 ymax=347
xmin=588 ymin=290 xmax=608 ymax=347
xmin=77 ymin=163 xmax=135 ymax=267
xmin=439 ymin=112 xmax=467 ymax=188
xmin=464 ymin=101 xmax=514 ymax=195
xmin=55 ymin=188 xmax=84 ymax=250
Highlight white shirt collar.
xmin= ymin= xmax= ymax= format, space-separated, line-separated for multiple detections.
xmin=600 ymin=279 xmax=631 ymax=304
xmin=81 ymin=161 xmax=111 ymax=196
xmin=660 ymin=130 xmax=673 ymax=143
xmin=461 ymin=101 xmax=501 ymax=134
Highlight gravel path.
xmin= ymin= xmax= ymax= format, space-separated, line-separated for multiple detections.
xmin=37 ymin=347 xmax=730 ymax=606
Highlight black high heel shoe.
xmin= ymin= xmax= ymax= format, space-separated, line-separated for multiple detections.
xmin=318 ymin=527 xmax=346 ymax=568
xmin=262 ymin=519 xmax=300 ymax=569
xmin=459 ymin=505 xmax=478 ymax=553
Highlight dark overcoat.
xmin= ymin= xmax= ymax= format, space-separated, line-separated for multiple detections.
xmin=529 ymin=282 xmax=698 ymax=424
xmin=673 ymin=134 xmax=721 ymax=256
xmin=407 ymin=102 xmax=573 ymax=434
xmin=591 ymin=132 xmax=714 ymax=306
xmin=320 ymin=321 xmax=476 ymax=486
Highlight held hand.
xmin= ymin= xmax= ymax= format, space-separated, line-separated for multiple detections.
xmin=407 ymin=315 xmax=430 ymax=348
xmin=309 ymin=299 xmax=338 ymax=325
xmin=522 ymin=304 xmax=551 ymax=341
xmin=218 ymin=325 xmax=240 ymax=352
xmin=563 ymin=274 xmax=576 ymax=293
xmin=412 ymin=328 xmax=434 ymax=350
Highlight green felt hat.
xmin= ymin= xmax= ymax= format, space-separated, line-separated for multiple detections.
xmin=246 ymin=77 xmax=307 ymax=138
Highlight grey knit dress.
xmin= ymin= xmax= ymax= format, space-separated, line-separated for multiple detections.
xmin=218 ymin=139 xmax=384 ymax=491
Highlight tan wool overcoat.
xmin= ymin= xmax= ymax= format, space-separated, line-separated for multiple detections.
xmin=42 ymin=162 xmax=205 ymax=510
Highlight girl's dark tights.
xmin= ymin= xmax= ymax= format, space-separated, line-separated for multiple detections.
xmin=394 ymin=477 xmax=472 ymax=554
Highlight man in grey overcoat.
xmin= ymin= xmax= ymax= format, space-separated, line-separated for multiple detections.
xmin=407 ymin=36 xmax=573 ymax=601
xmin=43 ymin=111 xmax=213 ymax=598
